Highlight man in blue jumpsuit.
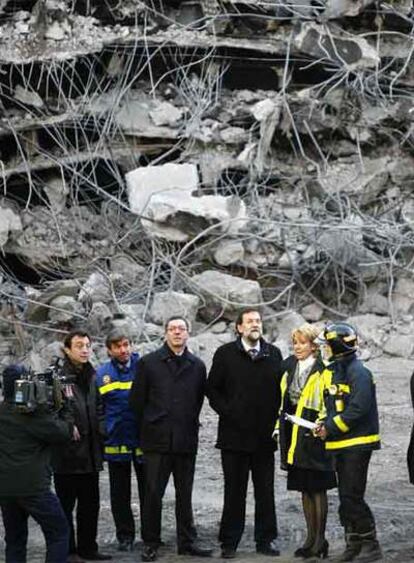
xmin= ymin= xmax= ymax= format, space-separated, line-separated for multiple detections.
xmin=96 ymin=329 xmax=145 ymax=552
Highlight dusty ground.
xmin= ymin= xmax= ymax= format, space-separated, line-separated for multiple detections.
xmin=1 ymin=356 xmax=414 ymax=562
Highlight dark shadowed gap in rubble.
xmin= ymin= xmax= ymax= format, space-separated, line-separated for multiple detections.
xmin=0 ymin=253 xmax=73 ymax=286
xmin=215 ymin=168 xmax=284 ymax=197
xmin=67 ymin=158 xmax=127 ymax=208
xmin=0 ymin=57 xmax=108 ymax=108
xmin=0 ymin=0 xmax=37 ymax=20
xmin=342 ymin=8 xmax=413 ymax=34
xmin=0 ymin=253 xmax=41 ymax=285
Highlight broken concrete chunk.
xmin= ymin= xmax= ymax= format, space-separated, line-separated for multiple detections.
xmin=149 ymin=102 xmax=183 ymax=127
xmin=45 ymin=21 xmax=65 ymax=41
xmin=383 ymin=334 xmax=414 ymax=358
xmin=214 ymin=240 xmax=244 ymax=266
xmin=294 ymin=22 xmax=380 ymax=69
xmin=323 ymin=0 xmax=375 ymax=19
xmin=191 ymin=270 xmax=262 ymax=321
xmin=149 ymin=291 xmax=200 ymax=325
xmin=14 ymin=85 xmax=44 ymax=108
xmin=0 ymin=204 xmax=22 ymax=247
xmin=78 ymin=272 xmax=111 ymax=304
xmin=126 ymin=163 xmax=247 ymax=241
xmin=43 ymin=176 xmax=69 ymax=212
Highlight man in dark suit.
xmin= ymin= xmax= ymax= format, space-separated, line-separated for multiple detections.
xmin=129 ymin=316 xmax=212 ymax=562
xmin=207 ymin=308 xmax=283 ymax=559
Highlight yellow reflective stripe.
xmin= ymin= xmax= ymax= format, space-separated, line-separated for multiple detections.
xmin=337 ymin=384 xmax=350 ymax=393
xmin=136 ymin=448 xmax=143 ymax=456
xmin=99 ymin=381 xmax=132 ymax=395
xmin=333 ymin=415 xmax=350 ymax=433
xmin=105 ymin=445 xmax=132 ymax=454
xmin=325 ymin=434 xmax=380 ymax=450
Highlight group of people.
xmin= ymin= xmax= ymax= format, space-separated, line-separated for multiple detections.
xmin=0 ymin=308 xmax=384 ymax=563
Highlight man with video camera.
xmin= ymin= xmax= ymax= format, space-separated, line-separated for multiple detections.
xmin=0 ymin=364 xmax=74 ymax=563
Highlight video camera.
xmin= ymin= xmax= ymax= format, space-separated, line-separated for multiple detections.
xmin=10 ymin=362 xmax=69 ymax=413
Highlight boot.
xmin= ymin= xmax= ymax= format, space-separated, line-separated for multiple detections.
xmin=353 ymin=530 xmax=382 ymax=563
xmin=333 ymin=529 xmax=362 ymax=562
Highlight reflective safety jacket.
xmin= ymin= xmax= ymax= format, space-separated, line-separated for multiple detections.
xmin=277 ymin=355 xmax=334 ymax=472
xmin=96 ymin=352 xmax=142 ymax=462
xmin=320 ymin=353 xmax=381 ymax=453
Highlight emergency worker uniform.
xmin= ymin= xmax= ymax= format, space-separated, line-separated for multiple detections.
xmin=321 ymin=352 xmax=381 ymax=561
xmin=96 ymin=352 xmax=145 ymax=547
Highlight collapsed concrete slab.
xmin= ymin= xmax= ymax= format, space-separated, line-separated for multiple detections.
xmin=126 ymin=163 xmax=247 ymax=241
xmin=294 ymin=22 xmax=380 ymax=69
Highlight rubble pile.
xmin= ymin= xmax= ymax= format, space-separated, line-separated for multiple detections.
xmin=0 ymin=0 xmax=413 ymax=367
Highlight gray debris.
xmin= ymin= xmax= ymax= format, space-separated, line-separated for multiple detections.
xmin=191 ymin=270 xmax=262 ymax=320
xmin=149 ymin=291 xmax=200 ymax=326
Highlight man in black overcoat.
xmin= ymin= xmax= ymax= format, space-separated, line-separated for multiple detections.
xmin=129 ymin=316 xmax=212 ymax=562
xmin=207 ymin=308 xmax=283 ymax=559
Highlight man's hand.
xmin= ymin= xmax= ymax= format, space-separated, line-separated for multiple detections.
xmin=72 ymin=425 xmax=81 ymax=441
xmin=271 ymin=428 xmax=279 ymax=446
xmin=313 ymin=423 xmax=327 ymax=441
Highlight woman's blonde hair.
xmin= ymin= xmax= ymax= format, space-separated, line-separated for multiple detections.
xmin=291 ymin=323 xmax=320 ymax=346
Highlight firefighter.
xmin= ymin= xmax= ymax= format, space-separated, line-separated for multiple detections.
xmin=314 ymin=322 xmax=382 ymax=563
xmin=96 ymin=329 xmax=145 ymax=552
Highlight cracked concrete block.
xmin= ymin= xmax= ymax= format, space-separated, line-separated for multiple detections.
xmin=294 ymin=23 xmax=380 ymax=69
xmin=191 ymin=270 xmax=262 ymax=320
xmin=324 ymin=0 xmax=375 ymax=19
xmin=79 ymin=272 xmax=111 ymax=304
xmin=0 ymin=204 xmax=22 ymax=247
xmin=149 ymin=102 xmax=183 ymax=127
xmin=126 ymin=163 xmax=247 ymax=241
xmin=347 ymin=314 xmax=389 ymax=347
xmin=149 ymin=291 xmax=200 ymax=325
xmin=383 ymin=334 xmax=414 ymax=358
xmin=14 ymin=85 xmax=44 ymax=108
xmin=214 ymin=240 xmax=244 ymax=266
xmin=43 ymin=177 xmax=69 ymax=212
xmin=48 ymin=295 xmax=83 ymax=323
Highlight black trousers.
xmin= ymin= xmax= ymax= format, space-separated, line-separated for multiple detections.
xmin=54 ymin=472 xmax=99 ymax=555
xmin=219 ymin=450 xmax=277 ymax=549
xmin=334 ymin=450 xmax=376 ymax=533
xmin=1 ymin=491 xmax=69 ymax=563
xmin=108 ymin=458 xmax=146 ymax=542
xmin=142 ymin=452 xmax=197 ymax=550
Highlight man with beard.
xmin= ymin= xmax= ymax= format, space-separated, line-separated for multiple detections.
xmin=207 ymin=309 xmax=283 ymax=559
xmin=96 ymin=330 xmax=145 ymax=552
xmin=129 ymin=316 xmax=212 ymax=562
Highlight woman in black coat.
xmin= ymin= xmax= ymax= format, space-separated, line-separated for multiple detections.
xmin=277 ymin=323 xmax=336 ymax=559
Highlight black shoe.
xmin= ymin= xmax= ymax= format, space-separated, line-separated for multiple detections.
xmin=142 ymin=545 xmax=158 ymax=562
xmin=78 ymin=553 xmax=112 ymax=561
xmin=257 ymin=543 xmax=280 ymax=556
xmin=221 ymin=547 xmax=236 ymax=559
xmin=118 ymin=539 xmax=134 ymax=551
xmin=178 ymin=545 xmax=213 ymax=557
xmin=311 ymin=540 xmax=329 ymax=559
xmin=294 ymin=546 xmax=313 ymax=558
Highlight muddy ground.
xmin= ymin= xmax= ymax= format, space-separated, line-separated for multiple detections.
xmin=1 ymin=357 xmax=414 ymax=562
